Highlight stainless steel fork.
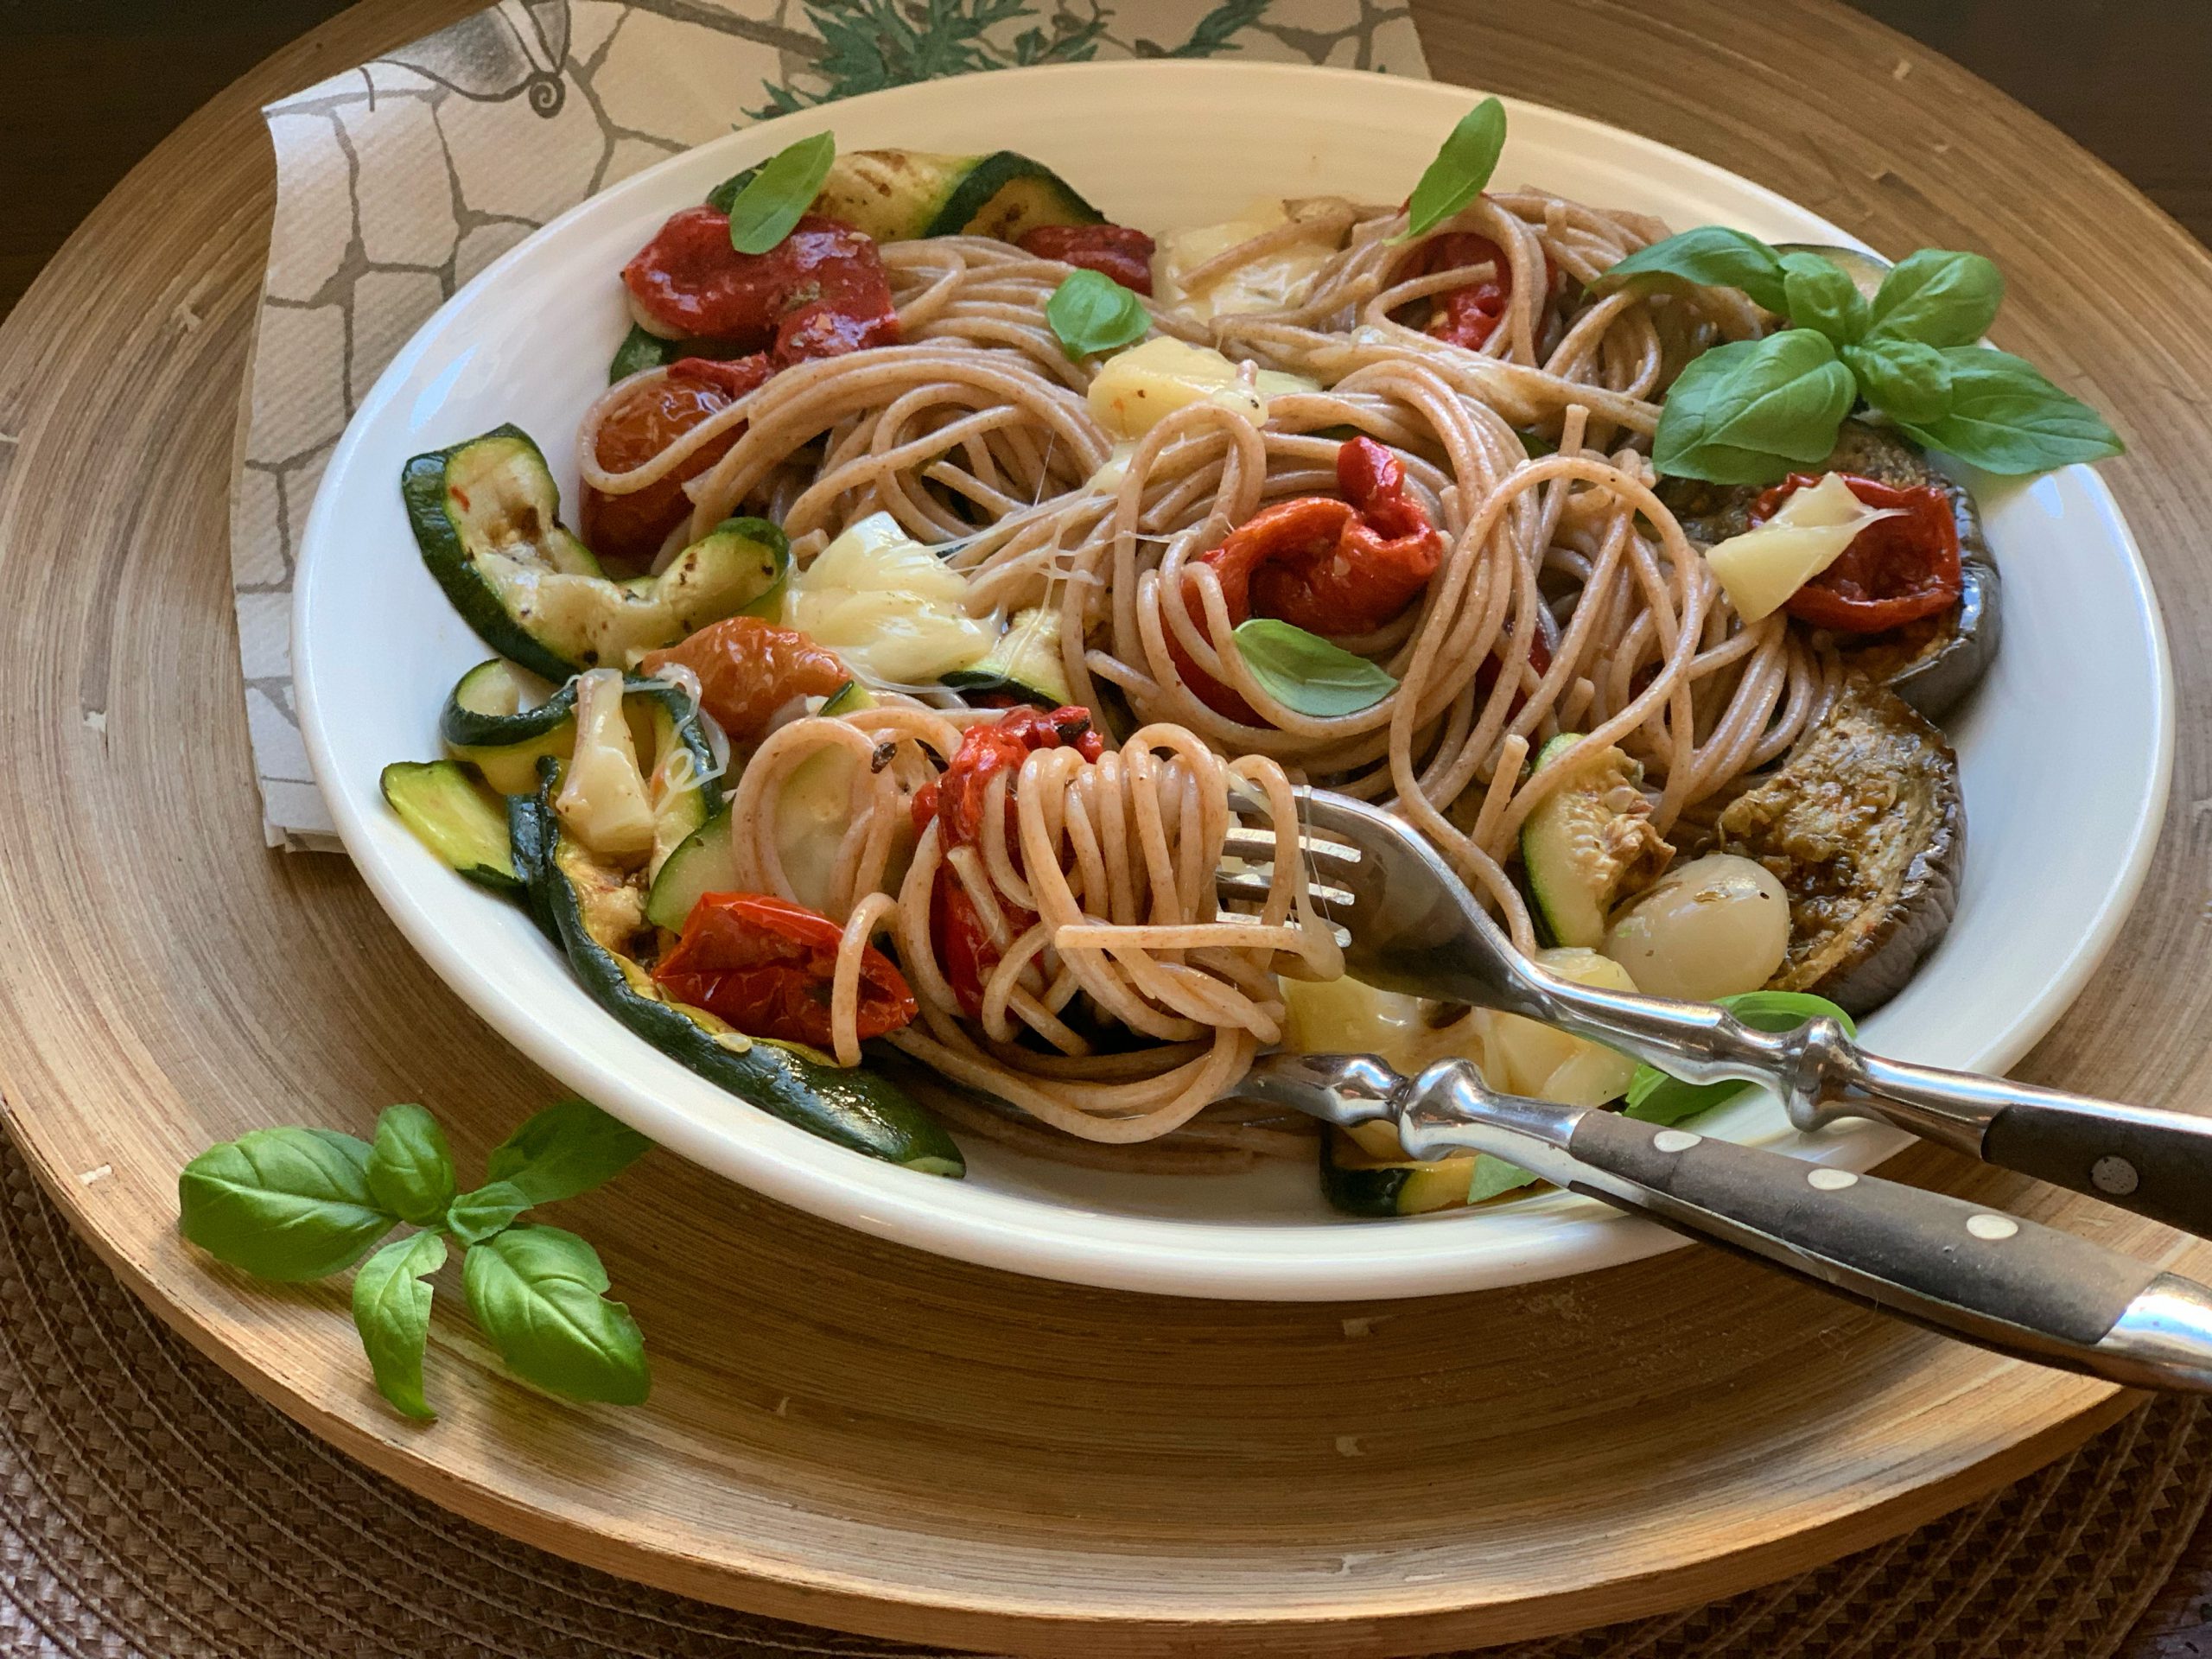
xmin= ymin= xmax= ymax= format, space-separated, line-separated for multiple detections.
xmin=1229 ymin=1046 xmax=2212 ymax=1392
xmin=1217 ymin=785 xmax=2212 ymax=1241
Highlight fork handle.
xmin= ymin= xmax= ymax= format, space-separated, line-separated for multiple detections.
xmin=1516 ymin=968 xmax=2212 ymax=1242
xmin=1847 ymin=1052 xmax=2212 ymax=1241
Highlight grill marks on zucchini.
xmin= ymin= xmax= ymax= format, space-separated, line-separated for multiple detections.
xmin=708 ymin=149 xmax=1103 ymax=245
xmin=404 ymin=427 xmax=789 ymax=679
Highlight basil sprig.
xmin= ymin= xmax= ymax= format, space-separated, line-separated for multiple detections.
xmin=724 ymin=130 xmax=836 ymax=255
xmin=1623 ymin=991 xmax=1856 ymax=1127
xmin=180 ymin=1098 xmax=652 ymax=1421
xmin=1231 ymin=617 xmax=1399 ymax=716
xmin=1403 ymin=97 xmax=1508 ymax=240
xmin=1602 ymin=228 xmax=2120 ymax=481
xmin=1045 ymin=269 xmax=1149 ymax=361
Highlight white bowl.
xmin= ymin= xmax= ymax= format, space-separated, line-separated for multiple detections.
xmin=295 ymin=61 xmax=2171 ymax=1300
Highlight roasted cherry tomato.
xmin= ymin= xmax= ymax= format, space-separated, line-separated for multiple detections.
xmin=1750 ymin=472 xmax=1963 ymax=633
xmin=639 ymin=615 xmax=849 ymax=741
xmin=1171 ymin=436 xmax=1443 ymax=721
xmin=582 ymin=355 xmax=771 ymax=569
xmin=655 ymin=892 xmax=917 ymax=1051
xmin=1016 ymin=224 xmax=1158 ymax=296
xmin=621 ymin=208 xmax=901 ymax=360
xmin=912 ymin=705 xmax=1103 ymax=1019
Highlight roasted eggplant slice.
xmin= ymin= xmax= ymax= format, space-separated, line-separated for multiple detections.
xmin=1660 ymin=420 xmax=1999 ymax=720
xmin=1714 ymin=680 xmax=1964 ymax=1015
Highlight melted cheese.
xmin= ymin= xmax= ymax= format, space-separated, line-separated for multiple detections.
xmin=786 ymin=512 xmax=994 ymax=685
xmin=1154 ymin=198 xmax=1339 ymax=323
xmin=554 ymin=668 xmax=656 ymax=860
xmin=1703 ymin=473 xmax=1905 ymax=624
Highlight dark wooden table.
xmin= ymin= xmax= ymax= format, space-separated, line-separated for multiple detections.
xmin=3 ymin=1 xmax=2209 ymax=1653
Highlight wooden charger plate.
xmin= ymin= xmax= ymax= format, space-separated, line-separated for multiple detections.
xmin=2 ymin=1 xmax=2210 ymax=1653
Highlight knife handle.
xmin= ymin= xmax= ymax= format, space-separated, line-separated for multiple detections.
xmin=1555 ymin=1109 xmax=2212 ymax=1392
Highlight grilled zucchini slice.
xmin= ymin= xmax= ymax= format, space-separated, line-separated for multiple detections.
xmin=708 ymin=149 xmax=1103 ymax=244
xmin=404 ymin=426 xmax=788 ymax=679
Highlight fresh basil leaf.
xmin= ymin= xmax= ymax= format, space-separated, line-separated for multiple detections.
xmin=447 ymin=1180 xmax=531 ymax=1247
xmin=608 ymin=323 xmax=677 ymax=384
xmin=1780 ymin=251 xmax=1868 ymax=346
xmin=1468 ymin=1154 xmax=1540 ymax=1204
xmin=1866 ymin=249 xmax=2004 ymax=347
xmin=1591 ymin=226 xmax=1789 ymax=315
xmin=365 ymin=1103 xmax=456 ymax=1228
xmin=1625 ymin=992 xmax=1859 ymax=1127
xmin=464 ymin=1226 xmax=650 ymax=1406
xmin=1845 ymin=337 xmax=1954 ymax=426
xmin=1516 ymin=428 xmax=1556 ymax=459
xmin=352 ymin=1230 xmax=446 ymax=1421
xmin=1891 ymin=346 xmax=2125 ymax=474
xmin=726 ymin=130 xmax=836 ymax=256
xmin=1044 ymin=269 xmax=1148 ymax=361
xmin=179 ymin=1127 xmax=394 ymax=1282
xmin=1403 ymin=96 xmax=1508 ymax=240
xmin=1230 ymin=618 xmax=1399 ymax=717
xmin=484 ymin=1097 xmax=651 ymax=1207
xmin=1652 ymin=329 xmax=1856 ymax=484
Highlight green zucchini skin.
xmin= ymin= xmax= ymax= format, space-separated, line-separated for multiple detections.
xmin=706 ymin=149 xmax=1102 ymax=243
xmin=440 ymin=662 xmax=724 ymax=821
xmin=507 ymin=775 xmax=566 ymax=945
xmin=927 ymin=150 xmax=1103 ymax=238
xmin=1319 ymin=1130 xmax=1413 ymax=1217
xmin=402 ymin=425 xmax=582 ymax=683
xmin=519 ymin=785 xmax=963 ymax=1177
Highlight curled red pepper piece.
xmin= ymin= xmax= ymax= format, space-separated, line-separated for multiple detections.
xmin=1750 ymin=473 xmax=1963 ymax=633
xmin=621 ymin=208 xmax=901 ymax=360
xmin=913 ymin=705 xmax=1103 ymax=1020
xmin=582 ymin=354 xmax=772 ymax=569
xmin=1169 ymin=436 xmax=1443 ymax=721
xmin=639 ymin=615 xmax=849 ymax=743
xmin=655 ymin=892 xmax=917 ymax=1051
xmin=1016 ymin=223 xmax=1158 ymax=296
xmin=1403 ymin=232 xmax=1562 ymax=352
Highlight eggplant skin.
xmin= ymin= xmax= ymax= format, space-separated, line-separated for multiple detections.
xmin=1658 ymin=420 xmax=1999 ymax=721
xmin=1713 ymin=680 xmax=1965 ymax=1016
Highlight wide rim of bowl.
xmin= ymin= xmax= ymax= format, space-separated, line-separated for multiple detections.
xmin=296 ymin=60 xmax=2174 ymax=1302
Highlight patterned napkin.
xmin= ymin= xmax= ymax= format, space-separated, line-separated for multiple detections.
xmin=234 ymin=0 xmax=1431 ymax=850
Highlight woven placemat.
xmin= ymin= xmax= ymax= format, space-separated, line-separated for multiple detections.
xmin=0 ymin=1127 xmax=2199 ymax=1659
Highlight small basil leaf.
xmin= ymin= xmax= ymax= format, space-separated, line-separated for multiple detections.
xmin=726 ymin=130 xmax=836 ymax=256
xmin=484 ymin=1097 xmax=652 ymax=1207
xmin=1845 ymin=337 xmax=1955 ymax=426
xmin=608 ymin=323 xmax=678 ymax=384
xmin=365 ymin=1103 xmax=456 ymax=1228
xmin=1044 ymin=269 xmax=1149 ymax=361
xmin=1866 ymin=248 xmax=2004 ymax=347
xmin=1403 ymin=96 xmax=1508 ymax=240
xmin=351 ymin=1230 xmax=446 ymax=1421
xmin=464 ymin=1226 xmax=651 ymax=1406
xmin=447 ymin=1180 xmax=532 ymax=1247
xmin=1591 ymin=226 xmax=1789 ymax=315
xmin=1625 ymin=992 xmax=1859 ymax=1126
xmin=1779 ymin=251 xmax=1868 ymax=346
xmin=1516 ymin=428 xmax=1556 ymax=459
xmin=179 ymin=1127 xmax=394 ymax=1282
xmin=1468 ymin=1154 xmax=1540 ymax=1204
xmin=1652 ymin=329 xmax=1856 ymax=485
xmin=1891 ymin=346 xmax=2125 ymax=474
xmin=1230 ymin=618 xmax=1399 ymax=717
